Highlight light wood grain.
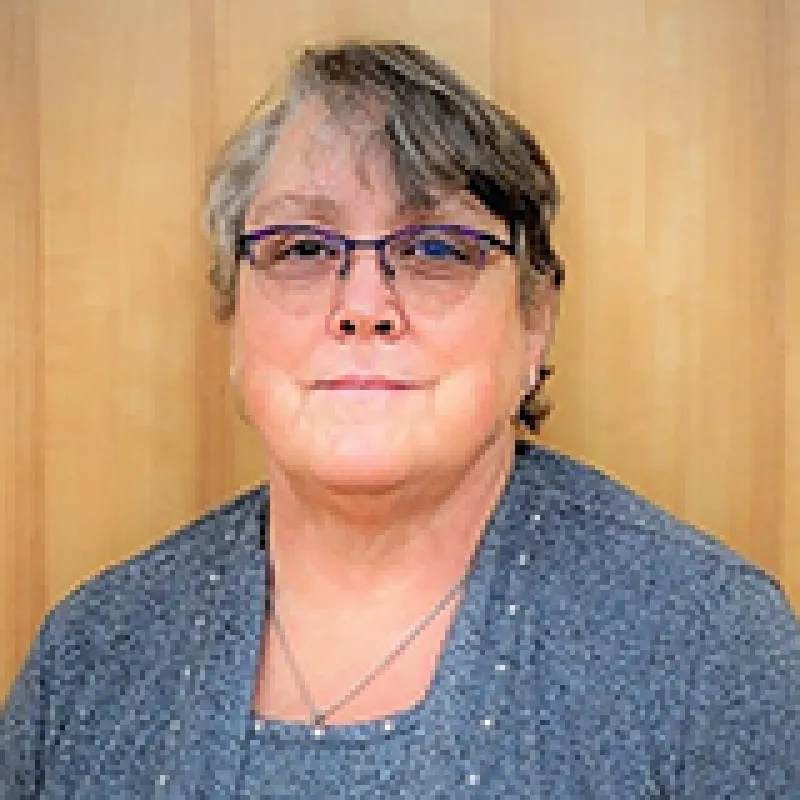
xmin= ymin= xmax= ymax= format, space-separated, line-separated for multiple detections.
xmin=2 ymin=0 xmax=798 ymax=698
xmin=0 ymin=0 xmax=44 ymax=696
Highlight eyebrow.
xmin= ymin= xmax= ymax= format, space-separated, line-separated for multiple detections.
xmin=247 ymin=191 xmax=487 ymax=227
xmin=249 ymin=193 xmax=344 ymax=224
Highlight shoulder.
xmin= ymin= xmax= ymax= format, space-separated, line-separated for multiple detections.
xmin=508 ymin=441 xmax=799 ymax=792
xmin=23 ymin=481 xmax=266 ymax=695
xmin=512 ymin=439 xmax=791 ymax=609
xmin=509 ymin=439 xmax=798 ymax=699
xmin=60 ymin=482 xmax=262 ymax=608
xmin=1 ymin=483 xmax=267 ymax=795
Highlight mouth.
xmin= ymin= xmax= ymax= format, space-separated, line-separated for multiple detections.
xmin=312 ymin=378 xmax=424 ymax=390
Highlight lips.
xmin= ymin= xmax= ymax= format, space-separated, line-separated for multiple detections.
xmin=313 ymin=378 xmax=422 ymax=390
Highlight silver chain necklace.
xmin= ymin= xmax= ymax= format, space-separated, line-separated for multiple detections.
xmin=268 ymin=558 xmax=470 ymax=730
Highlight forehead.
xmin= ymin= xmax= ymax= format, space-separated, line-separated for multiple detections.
xmin=248 ymin=189 xmax=495 ymax=229
xmin=250 ymin=97 xmax=497 ymax=228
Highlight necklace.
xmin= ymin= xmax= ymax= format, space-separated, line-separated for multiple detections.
xmin=267 ymin=557 xmax=471 ymax=731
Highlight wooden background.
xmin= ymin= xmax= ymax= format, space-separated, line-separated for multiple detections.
xmin=2 ymin=0 xmax=798 ymax=699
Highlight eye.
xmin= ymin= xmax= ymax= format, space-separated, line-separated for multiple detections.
xmin=417 ymin=237 xmax=463 ymax=259
xmin=276 ymin=236 xmax=338 ymax=261
xmin=402 ymin=234 xmax=472 ymax=262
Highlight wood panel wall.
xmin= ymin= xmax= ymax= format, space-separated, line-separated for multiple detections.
xmin=2 ymin=0 xmax=798 ymax=699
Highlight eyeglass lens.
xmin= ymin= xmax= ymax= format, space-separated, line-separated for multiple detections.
xmin=247 ymin=227 xmax=488 ymax=313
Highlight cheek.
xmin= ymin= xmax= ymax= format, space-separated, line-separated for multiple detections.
xmin=436 ymin=364 xmax=513 ymax=423
xmin=240 ymin=364 xmax=299 ymax=429
xmin=237 ymin=321 xmax=313 ymax=425
xmin=434 ymin=337 xmax=526 ymax=428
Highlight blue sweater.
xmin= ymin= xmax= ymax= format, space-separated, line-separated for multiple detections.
xmin=2 ymin=440 xmax=798 ymax=798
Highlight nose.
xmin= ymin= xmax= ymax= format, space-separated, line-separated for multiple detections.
xmin=327 ymin=244 xmax=409 ymax=341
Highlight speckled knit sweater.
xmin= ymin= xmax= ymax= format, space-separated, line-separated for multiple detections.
xmin=2 ymin=440 xmax=798 ymax=798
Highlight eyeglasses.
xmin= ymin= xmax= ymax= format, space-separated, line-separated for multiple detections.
xmin=236 ymin=224 xmax=515 ymax=314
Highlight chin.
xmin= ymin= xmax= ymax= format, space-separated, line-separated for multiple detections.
xmin=293 ymin=448 xmax=416 ymax=494
xmin=300 ymin=424 xmax=433 ymax=480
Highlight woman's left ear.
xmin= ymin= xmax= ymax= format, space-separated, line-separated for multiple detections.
xmin=523 ymin=287 xmax=557 ymax=384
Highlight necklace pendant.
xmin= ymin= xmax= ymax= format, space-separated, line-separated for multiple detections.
xmin=311 ymin=711 xmax=326 ymax=730
xmin=311 ymin=721 xmax=326 ymax=738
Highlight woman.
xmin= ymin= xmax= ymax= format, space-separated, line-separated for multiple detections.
xmin=2 ymin=40 xmax=798 ymax=798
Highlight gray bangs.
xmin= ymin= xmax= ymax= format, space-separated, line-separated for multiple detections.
xmin=202 ymin=40 xmax=565 ymax=433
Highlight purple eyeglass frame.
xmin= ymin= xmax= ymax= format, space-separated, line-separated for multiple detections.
xmin=236 ymin=223 xmax=515 ymax=280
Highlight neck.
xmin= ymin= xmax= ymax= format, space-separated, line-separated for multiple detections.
xmin=264 ymin=426 xmax=517 ymax=615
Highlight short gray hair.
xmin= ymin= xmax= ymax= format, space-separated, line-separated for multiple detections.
xmin=202 ymin=39 xmax=565 ymax=434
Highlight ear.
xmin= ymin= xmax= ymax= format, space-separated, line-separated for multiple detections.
xmin=522 ymin=286 xmax=558 ymax=387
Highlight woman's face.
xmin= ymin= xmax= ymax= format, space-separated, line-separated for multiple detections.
xmin=232 ymin=98 xmax=551 ymax=491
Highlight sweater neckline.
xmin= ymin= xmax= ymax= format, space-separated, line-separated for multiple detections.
xmin=243 ymin=444 xmax=527 ymax=744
